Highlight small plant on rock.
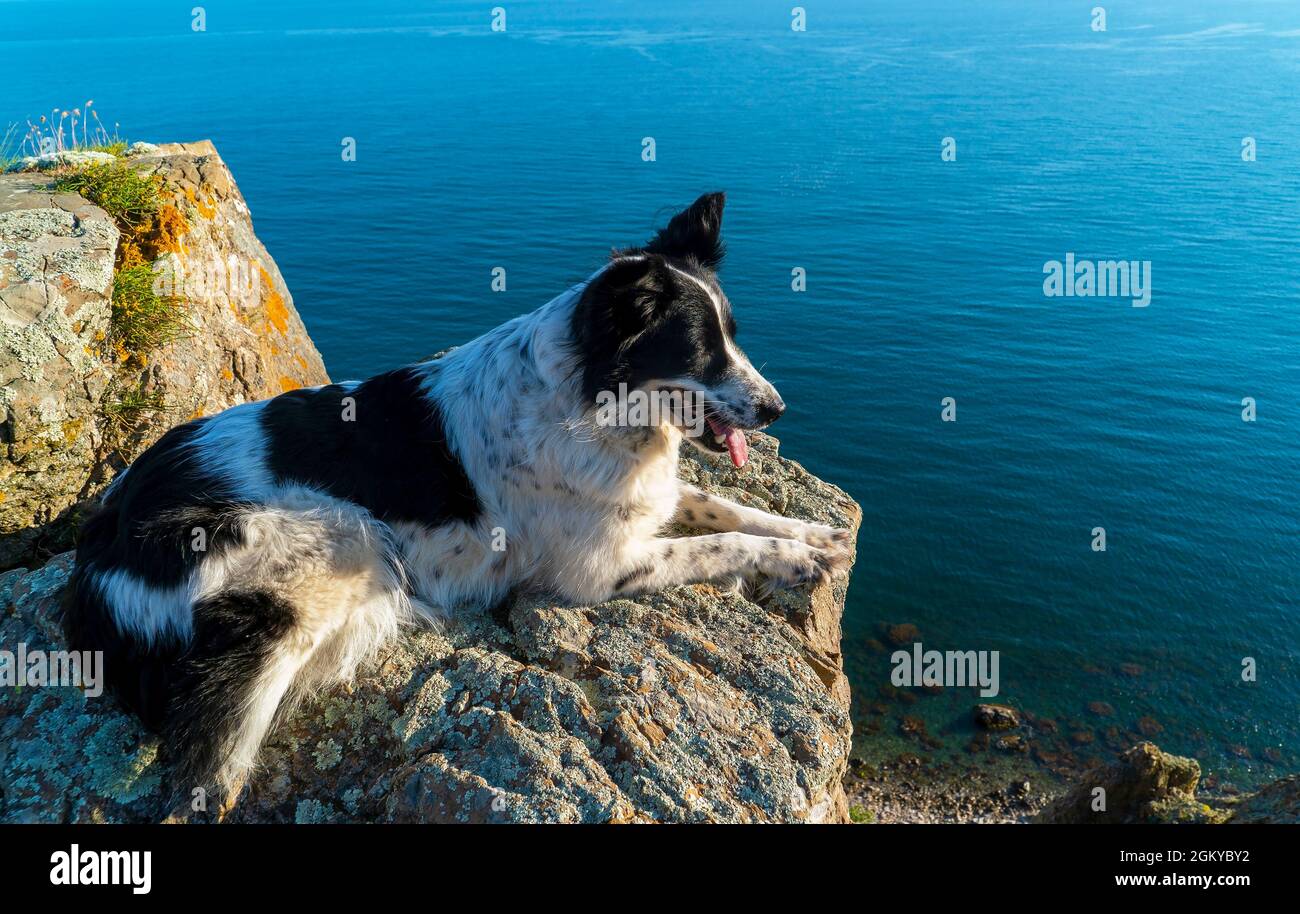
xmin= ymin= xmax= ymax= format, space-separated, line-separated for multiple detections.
xmin=109 ymin=261 xmax=187 ymax=363
xmin=19 ymin=101 xmax=123 ymax=158
xmin=52 ymin=160 xmax=163 ymax=230
xmin=1 ymin=122 xmax=22 ymax=171
xmin=100 ymin=380 xmax=169 ymax=438
xmin=50 ymin=158 xmax=192 ymax=369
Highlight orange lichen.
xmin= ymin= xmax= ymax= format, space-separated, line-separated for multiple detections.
xmin=147 ymin=203 xmax=189 ymax=256
xmin=278 ymin=376 xmax=300 ymax=393
xmin=109 ymin=200 xmax=189 ymax=281
xmin=258 ymin=267 xmax=289 ymax=335
xmin=99 ymin=180 xmax=191 ymax=369
xmin=117 ymin=240 xmax=146 ymax=270
xmin=62 ymin=419 xmax=83 ymax=445
xmin=184 ymin=186 xmax=218 ymax=220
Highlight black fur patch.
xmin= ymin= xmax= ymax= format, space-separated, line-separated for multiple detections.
xmin=72 ymin=422 xmax=250 ymax=590
xmin=260 ymin=366 xmax=481 ymax=527
xmin=569 ymin=192 xmax=738 ymax=406
xmin=61 ymin=574 xmax=179 ymax=730
xmin=614 ymin=563 xmax=655 ymax=592
xmin=63 ymin=420 xmax=254 ymax=728
xmin=164 ymin=589 xmax=298 ymax=788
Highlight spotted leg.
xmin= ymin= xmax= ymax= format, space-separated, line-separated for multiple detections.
xmin=673 ymin=484 xmax=853 ymax=553
xmin=609 ymin=531 xmax=848 ymax=598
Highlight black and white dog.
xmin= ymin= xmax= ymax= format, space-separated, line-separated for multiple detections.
xmin=64 ymin=192 xmax=853 ymax=794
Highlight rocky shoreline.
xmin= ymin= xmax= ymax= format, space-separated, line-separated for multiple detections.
xmin=840 ymin=723 xmax=1300 ymax=825
xmin=843 ymin=755 xmax=1054 ymax=824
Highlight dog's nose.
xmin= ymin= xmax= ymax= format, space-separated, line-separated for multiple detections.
xmin=755 ymin=396 xmax=786 ymax=426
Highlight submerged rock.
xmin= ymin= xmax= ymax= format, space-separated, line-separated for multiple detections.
xmin=973 ymin=703 xmax=1021 ymax=732
xmin=883 ymin=622 xmax=920 ymax=647
xmin=0 ymin=433 xmax=861 ymax=824
xmin=0 ymin=141 xmax=327 ymax=568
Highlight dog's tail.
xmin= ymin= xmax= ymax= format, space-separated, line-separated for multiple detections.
xmin=62 ymin=513 xmax=183 ymax=732
xmin=167 ymin=559 xmax=412 ymax=795
xmin=62 ymin=511 xmax=310 ymax=795
xmin=165 ymin=589 xmax=306 ymax=795
xmin=66 ymin=501 xmax=414 ymax=799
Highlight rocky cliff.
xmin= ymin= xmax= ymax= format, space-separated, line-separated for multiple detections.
xmin=0 ymin=141 xmax=327 ymax=568
xmin=0 ymin=433 xmax=860 ymax=824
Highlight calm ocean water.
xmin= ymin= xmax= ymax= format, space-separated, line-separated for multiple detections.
xmin=5 ymin=0 xmax=1297 ymax=786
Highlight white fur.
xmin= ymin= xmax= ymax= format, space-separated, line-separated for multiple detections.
xmin=187 ymin=398 xmax=276 ymax=499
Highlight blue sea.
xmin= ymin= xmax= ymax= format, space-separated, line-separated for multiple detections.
xmin=5 ymin=0 xmax=1297 ymax=788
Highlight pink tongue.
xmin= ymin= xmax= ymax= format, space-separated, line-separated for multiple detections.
xmin=708 ymin=416 xmax=749 ymax=468
xmin=723 ymin=427 xmax=749 ymax=468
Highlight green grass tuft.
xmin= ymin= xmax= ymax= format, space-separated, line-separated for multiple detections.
xmin=110 ymin=262 xmax=188 ymax=357
xmin=81 ymin=140 xmax=128 ymax=156
xmin=848 ymin=804 xmax=874 ymax=824
xmin=51 ymin=160 xmax=162 ymax=229
xmin=1 ymin=122 xmax=21 ymax=171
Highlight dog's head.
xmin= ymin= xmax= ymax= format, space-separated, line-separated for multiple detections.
xmin=570 ymin=192 xmax=784 ymax=468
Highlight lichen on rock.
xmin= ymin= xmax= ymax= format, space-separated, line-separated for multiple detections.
xmin=0 ymin=140 xmax=328 ymax=568
xmin=4 ymin=150 xmax=119 ymax=174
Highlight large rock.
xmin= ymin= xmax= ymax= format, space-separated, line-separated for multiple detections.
xmin=125 ymin=141 xmax=328 ymax=418
xmin=0 ymin=178 xmax=118 ymax=567
xmin=0 ymin=433 xmax=860 ymax=823
xmin=1035 ymin=741 xmax=1300 ymax=824
xmin=1034 ymin=742 xmax=1217 ymax=824
xmin=1221 ymin=775 xmax=1300 ymax=825
xmin=0 ymin=141 xmax=327 ymax=568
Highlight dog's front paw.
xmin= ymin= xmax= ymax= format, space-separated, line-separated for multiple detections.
xmin=759 ymin=539 xmax=847 ymax=590
xmin=795 ymin=522 xmax=855 ymax=556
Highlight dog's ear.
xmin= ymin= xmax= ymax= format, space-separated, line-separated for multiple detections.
xmin=644 ymin=192 xmax=725 ymax=268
